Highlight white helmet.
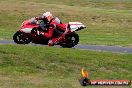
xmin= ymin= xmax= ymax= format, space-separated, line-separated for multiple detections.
xmin=43 ymin=12 xmax=53 ymax=21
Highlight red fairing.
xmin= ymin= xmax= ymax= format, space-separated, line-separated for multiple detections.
xmin=21 ymin=20 xmax=39 ymax=29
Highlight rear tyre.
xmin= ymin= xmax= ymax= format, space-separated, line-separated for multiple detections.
xmin=60 ymin=32 xmax=79 ymax=48
xmin=13 ymin=31 xmax=31 ymax=44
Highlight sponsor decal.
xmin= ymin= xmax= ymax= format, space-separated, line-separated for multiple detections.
xmin=79 ymin=68 xmax=131 ymax=86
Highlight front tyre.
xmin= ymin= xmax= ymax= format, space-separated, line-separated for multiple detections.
xmin=60 ymin=32 xmax=79 ymax=48
xmin=13 ymin=31 xmax=31 ymax=44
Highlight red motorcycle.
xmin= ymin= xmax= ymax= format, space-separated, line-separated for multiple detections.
xmin=13 ymin=17 xmax=86 ymax=48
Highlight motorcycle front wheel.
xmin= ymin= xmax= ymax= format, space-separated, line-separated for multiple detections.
xmin=13 ymin=31 xmax=31 ymax=44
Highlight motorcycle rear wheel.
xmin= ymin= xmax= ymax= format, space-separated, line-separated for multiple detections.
xmin=13 ymin=31 xmax=31 ymax=44
xmin=60 ymin=32 xmax=79 ymax=48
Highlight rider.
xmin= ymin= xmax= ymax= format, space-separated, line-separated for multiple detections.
xmin=38 ymin=11 xmax=71 ymax=46
xmin=23 ymin=11 xmax=70 ymax=46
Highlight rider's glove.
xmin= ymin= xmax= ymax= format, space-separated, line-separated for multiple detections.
xmin=35 ymin=17 xmax=42 ymax=20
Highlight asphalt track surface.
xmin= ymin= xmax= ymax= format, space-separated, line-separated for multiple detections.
xmin=0 ymin=40 xmax=132 ymax=54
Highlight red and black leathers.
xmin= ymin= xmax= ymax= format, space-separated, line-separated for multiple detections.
xmin=41 ymin=18 xmax=67 ymax=46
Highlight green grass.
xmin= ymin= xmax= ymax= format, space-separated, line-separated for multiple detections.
xmin=0 ymin=44 xmax=132 ymax=88
xmin=0 ymin=0 xmax=132 ymax=46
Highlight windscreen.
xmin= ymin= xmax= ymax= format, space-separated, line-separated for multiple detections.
xmin=54 ymin=17 xmax=61 ymax=24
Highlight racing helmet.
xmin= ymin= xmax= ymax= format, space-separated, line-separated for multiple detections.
xmin=43 ymin=12 xmax=53 ymax=21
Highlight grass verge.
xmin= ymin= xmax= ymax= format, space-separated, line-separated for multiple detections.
xmin=0 ymin=44 xmax=132 ymax=88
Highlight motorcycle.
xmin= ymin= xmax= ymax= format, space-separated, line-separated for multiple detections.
xmin=13 ymin=17 xmax=86 ymax=48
